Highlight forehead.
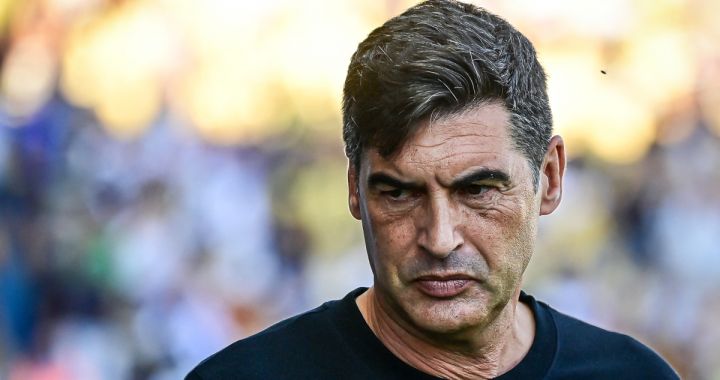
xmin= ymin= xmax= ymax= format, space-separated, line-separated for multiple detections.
xmin=363 ymin=103 xmax=525 ymax=182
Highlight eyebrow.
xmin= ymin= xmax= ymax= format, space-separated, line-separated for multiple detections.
xmin=367 ymin=169 xmax=510 ymax=190
xmin=450 ymin=169 xmax=510 ymax=187
xmin=367 ymin=173 xmax=422 ymax=190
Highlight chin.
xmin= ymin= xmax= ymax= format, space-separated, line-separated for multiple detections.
xmin=406 ymin=297 xmax=493 ymax=335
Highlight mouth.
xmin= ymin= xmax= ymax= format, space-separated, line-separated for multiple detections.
xmin=413 ymin=274 xmax=475 ymax=299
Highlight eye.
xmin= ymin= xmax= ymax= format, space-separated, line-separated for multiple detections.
xmin=464 ymin=184 xmax=490 ymax=196
xmin=382 ymin=188 xmax=410 ymax=199
xmin=374 ymin=183 xmax=417 ymax=201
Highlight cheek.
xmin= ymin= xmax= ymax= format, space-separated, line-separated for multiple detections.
xmin=497 ymin=202 xmax=538 ymax=276
xmin=365 ymin=210 xmax=418 ymax=276
xmin=373 ymin=221 xmax=417 ymax=259
xmin=465 ymin=199 xmax=537 ymax=273
xmin=366 ymin=199 xmax=418 ymax=246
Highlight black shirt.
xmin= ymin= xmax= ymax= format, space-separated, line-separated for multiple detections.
xmin=186 ymin=288 xmax=678 ymax=379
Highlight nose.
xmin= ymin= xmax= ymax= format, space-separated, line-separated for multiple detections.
xmin=417 ymin=194 xmax=463 ymax=259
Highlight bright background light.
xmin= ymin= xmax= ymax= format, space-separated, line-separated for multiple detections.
xmin=1 ymin=0 xmax=719 ymax=379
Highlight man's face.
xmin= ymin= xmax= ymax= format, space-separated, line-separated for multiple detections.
xmin=349 ymin=102 xmax=561 ymax=337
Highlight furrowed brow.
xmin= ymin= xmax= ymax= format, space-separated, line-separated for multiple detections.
xmin=367 ymin=173 xmax=422 ymax=190
xmin=450 ymin=169 xmax=510 ymax=188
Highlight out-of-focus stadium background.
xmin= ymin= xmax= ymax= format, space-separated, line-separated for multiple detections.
xmin=0 ymin=0 xmax=718 ymax=378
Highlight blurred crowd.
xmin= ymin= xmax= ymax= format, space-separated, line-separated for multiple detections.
xmin=0 ymin=96 xmax=318 ymax=379
xmin=1 ymin=0 xmax=719 ymax=379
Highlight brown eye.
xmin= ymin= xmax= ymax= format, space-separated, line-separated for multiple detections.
xmin=465 ymin=184 xmax=490 ymax=195
xmin=383 ymin=188 xmax=407 ymax=199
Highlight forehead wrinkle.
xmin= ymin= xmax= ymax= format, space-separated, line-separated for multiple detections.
xmin=410 ymin=132 xmax=504 ymax=150
xmin=401 ymin=105 xmax=512 ymax=158
xmin=406 ymin=149 xmax=501 ymax=167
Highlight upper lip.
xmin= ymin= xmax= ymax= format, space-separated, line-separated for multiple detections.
xmin=414 ymin=273 xmax=476 ymax=281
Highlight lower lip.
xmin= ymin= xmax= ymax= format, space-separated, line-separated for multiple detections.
xmin=415 ymin=279 xmax=472 ymax=298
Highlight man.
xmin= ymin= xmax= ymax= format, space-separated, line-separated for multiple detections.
xmin=187 ymin=1 xmax=678 ymax=378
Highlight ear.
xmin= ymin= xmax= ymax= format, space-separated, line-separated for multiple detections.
xmin=539 ymin=135 xmax=565 ymax=215
xmin=348 ymin=165 xmax=362 ymax=220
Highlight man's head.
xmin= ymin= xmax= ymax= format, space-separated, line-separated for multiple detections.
xmin=343 ymin=0 xmax=565 ymax=340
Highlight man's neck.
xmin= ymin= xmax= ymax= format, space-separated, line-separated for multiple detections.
xmin=356 ymin=287 xmax=535 ymax=380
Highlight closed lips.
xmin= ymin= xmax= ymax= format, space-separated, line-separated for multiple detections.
xmin=414 ymin=275 xmax=475 ymax=297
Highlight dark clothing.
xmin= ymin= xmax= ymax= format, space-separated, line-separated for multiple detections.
xmin=187 ymin=288 xmax=678 ymax=379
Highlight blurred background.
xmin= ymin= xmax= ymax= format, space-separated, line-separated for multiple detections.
xmin=0 ymin=0 xmax=718 ymax=378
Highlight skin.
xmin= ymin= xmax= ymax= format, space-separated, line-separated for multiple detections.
xmin=348 ymin=102 xmax=565 ymax=379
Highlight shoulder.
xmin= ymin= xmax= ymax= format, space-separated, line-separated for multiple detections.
xmin=546 ymin=304 xmax=678 ymax=379
xmin=186 ymin=301 xmax=341 ymax=380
